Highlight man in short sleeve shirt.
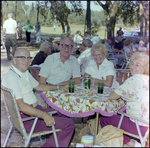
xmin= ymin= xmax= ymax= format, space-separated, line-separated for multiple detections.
xmin=39 ymin=37 xmax=81 ymax=85
xmin=1 ymin=48 xmax=74 ymax=147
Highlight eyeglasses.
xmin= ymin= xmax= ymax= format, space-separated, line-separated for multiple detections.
xmin=61 ymin=44 xmax=73 ymax=49
xmin=55 ymin=42 xmax=60 ymax=46
xmin=14 ymin=56 xmax=32 ymax=60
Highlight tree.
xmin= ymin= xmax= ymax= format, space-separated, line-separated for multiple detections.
xmin=15 ymin=1 xmax=17 ymax=20
xmin=96 ymin=1 xmax=120 ymax=39
xmin=86 ymin=1 xmax=91 ymax=35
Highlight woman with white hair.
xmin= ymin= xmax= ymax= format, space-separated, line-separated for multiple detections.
xmin=100 ymin=52 xmax=149 ymax=147
xmin=35 ymin=21 xmax=41 ymax=43
xmin=31 ymin=41 xmax=51 ymax=66
xmin=84 ymin=42 xmax=119 ymax=88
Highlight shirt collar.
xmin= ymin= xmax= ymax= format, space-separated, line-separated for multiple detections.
xmin=99 ymin=58 xmax=108 ymax=67
xmin=11 ymin=65 xmax=28 ymax=77
xmin=55 ymin=52 xmax=72 ymax=61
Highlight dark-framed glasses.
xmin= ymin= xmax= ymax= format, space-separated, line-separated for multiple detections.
xmin=14 ymin=56 xmax=32 ymax=60
xmin=61 ymin=44 xmax=73 ymax=49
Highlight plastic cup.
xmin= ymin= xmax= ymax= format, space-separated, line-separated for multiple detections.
xmin=80 ymin=135 xmax=94 ymax=145
xmin=69 ymin=81 xmax=75 ymax=93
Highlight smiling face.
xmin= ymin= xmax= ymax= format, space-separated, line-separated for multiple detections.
xmin=130 ymin=58 xmax=145 ymax=75
xmin=60 ymin=38 xmax=73 ymax=60
xmin=93 ymin=50 xmax=105 ymax=65
xmin=13 ymin=48 xmax=31 ymax=73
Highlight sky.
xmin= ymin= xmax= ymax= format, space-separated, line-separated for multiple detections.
xmin=25 ymin=1 xmax=103 ymax=11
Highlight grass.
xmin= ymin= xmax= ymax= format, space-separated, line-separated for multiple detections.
xmin=22 ymin=24 xmax=134 ymax=40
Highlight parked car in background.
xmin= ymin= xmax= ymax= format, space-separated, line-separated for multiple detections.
xmin=122 ymin=31 xmax=140 ymax=44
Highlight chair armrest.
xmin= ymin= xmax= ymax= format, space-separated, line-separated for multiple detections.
xmin=117 ymin=111 xmax=149 ymax=125
xmin=48 ymin=111 xmax=57 ymax=116
xmin=22 ymin=117 xmax=36 ymax=121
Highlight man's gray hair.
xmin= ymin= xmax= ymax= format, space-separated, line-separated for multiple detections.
xmin=8 ymin=13 xmax=13 ymax=18
xmin=82 ymin=39 xmax=93 ymax=47
xmin=60 ymin=37 xmax=73 ymax=44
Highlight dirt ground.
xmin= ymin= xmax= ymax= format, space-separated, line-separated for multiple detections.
xmin=1 ymin=35 xmax=85 ymax=147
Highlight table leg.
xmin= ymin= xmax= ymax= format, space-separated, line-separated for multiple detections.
xmin=81 ymin=117 xmax=84 ymax=129
xmin=95 ymin=112 xmax=99 ymax=136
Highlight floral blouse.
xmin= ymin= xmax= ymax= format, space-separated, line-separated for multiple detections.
xmin=114 ymin=74 xmax=149 ymax=126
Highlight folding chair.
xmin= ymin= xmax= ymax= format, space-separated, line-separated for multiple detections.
xmin=1 ymin=85 xmax=61 ymax=147
xmin=117 ymin=111 xmax=149 ymax=147
xmin=116 ymin=69 xmax=132 ymax=85
xmin=121 ymin=48 xmax=130 ymax=69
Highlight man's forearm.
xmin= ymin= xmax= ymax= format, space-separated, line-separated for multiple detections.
xmin=34 ymin=83 xmax=57 ymax=92
xmin=18 ymin=102 xmax=47 ymax=118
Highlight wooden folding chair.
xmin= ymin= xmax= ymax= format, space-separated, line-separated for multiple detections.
xmin=1 ymin=85 xmax=61 ymax=147
xmin=117 ymin=111 xmax=149 ymax=147
xmin=116 ymin=69 xmax=132 ymax=85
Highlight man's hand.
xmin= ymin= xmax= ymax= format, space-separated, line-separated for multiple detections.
xmin=43 ymin=112 xmax=55 ymax=127
xmin=16 ymin=35 xmax=19 ymax=39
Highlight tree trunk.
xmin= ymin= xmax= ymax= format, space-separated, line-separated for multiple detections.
xmin=37 ymin=6 xmax=39 ymax=21
xmin=61 ymin=22 xmax=65 ymax=34
xmin=15 ymin=1 xmax=17 ymax=20
xmin=66 ymin=20 xmax=71 ymax=37
xmin=140 ymin=1 xmax=144 ymax=38
xmin=86 ymin=1 xmax=91 ymax=35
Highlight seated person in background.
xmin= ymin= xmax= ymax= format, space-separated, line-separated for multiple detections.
xmin=91 ymin=33 xmax=101 ymax=45
xmin=131 ymin=38 xmax=138 ymax=52
xmin=1 ymin=48 xmax=75 ymax=147
xmin=84 ymin=42 xmax=119 ymax=88
xmin=123 ymin=39 xmax=133 ymax=59
xmin=113 ymin=36 xmax=123 ymax=55
xmin=39 ymin=37 xmax=81 ymax=86
xmin=105 ymin=37 xmax=124 ymax=68
xmin=78 ymin=39 xmax=93 ymax=75
xmin=100 ymin=52 xmax=149 ymax=147
xmin=31 ymin=41 xmax=51 ymax=66
xmin=138 ymin=37 xmax=147 ymax=52
xmin=51 ymin=37 xmax=61 ymax=54
xmin=83 ymin=31 xmax=91 ymax=40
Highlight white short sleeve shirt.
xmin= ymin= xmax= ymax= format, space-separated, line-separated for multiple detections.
xmin=91 ymin=36 xmax=100 ymax=45
xmin=39 ymin=52 xmax=81 ymax=85
xmin=3 ymin=18 xmax=17 ymax=34
xmin=85 ymin=58 xmax=119 ymax=88
xmin=114 ymin=74 xmax=149 ymax=126
xmin=2 ymin=65 xmax=39 ymax=105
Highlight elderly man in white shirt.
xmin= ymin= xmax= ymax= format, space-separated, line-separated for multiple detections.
xmin=3 ymin=13 xmax=19 ymax=60
xmin=91 ymin=33 xmax=101 ymax=45
xmin=39 ymin=37 xmax=81 ymax=86
xmin=78 ymin=39 xmax=93 ymax=75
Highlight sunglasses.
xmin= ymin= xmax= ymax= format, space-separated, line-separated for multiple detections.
xmin=55 ymin=42 xmax=60 ymax=46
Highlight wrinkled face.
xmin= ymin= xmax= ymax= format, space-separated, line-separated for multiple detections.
xmin=60 ymin=38 xmax=73 ymax=59
xmin=107 ymin=39 xmax=112 ymax=45
xmin=45 ymin=45 xmax=51 ymax=55
xmin=130 ymin=59 xmax=145 ymax=75
xmin=13 ymin=49 xmax=31 ymax=72
xmin=93 ymin=50 xmax=105 ymax=65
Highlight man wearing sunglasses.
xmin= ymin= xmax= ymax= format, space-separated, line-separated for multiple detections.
xmin=2 ymin=48 xmax=75 ymax=147
xmin=51 ymin=37 xmax=61 ymax=54
xmin=39 ymin=37 xmax=81 ymax=86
